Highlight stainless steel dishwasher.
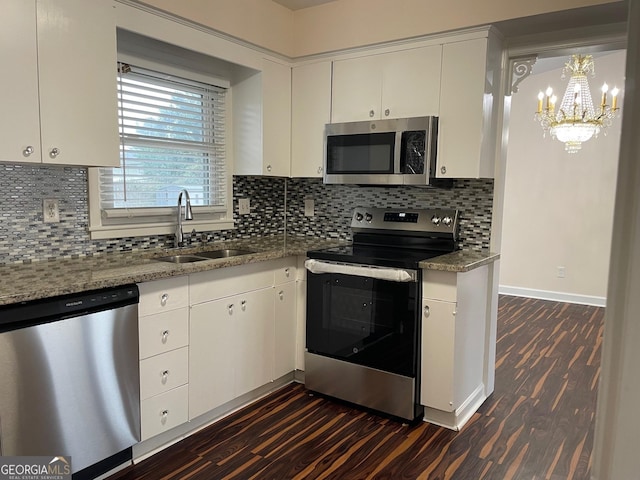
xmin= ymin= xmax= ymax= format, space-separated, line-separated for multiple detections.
xmin=0 ymin=285 xmax=140 ymax=478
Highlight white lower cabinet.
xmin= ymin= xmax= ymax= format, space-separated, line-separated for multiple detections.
xmin=420 ymin=266 xmax=490 ymax=429
xmin=274 ymin=281 xmax=296 ymax=379
xmin=140 ymin=385 xmax=189 ymax=440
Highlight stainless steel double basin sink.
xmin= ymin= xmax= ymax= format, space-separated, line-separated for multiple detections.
xmin=153 ymin=249 xmax=256 ymax=264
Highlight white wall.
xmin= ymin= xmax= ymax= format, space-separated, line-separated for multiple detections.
xmin=499 ymin=50 xmax=625 ymax=305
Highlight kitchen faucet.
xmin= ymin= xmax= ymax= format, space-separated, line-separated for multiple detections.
xmin=175 ymin=189 xmax=194 ymax=246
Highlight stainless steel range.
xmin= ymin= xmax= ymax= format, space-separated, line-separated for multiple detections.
xmin=304 ymin=207 xmax=459 ymax=421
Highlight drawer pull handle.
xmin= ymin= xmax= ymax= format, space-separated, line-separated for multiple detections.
xmin=161 ymin=410 xmax=169 ymax=424
xmin=160 ymin=293 xmax=169 ymax=306
xmin=161 ymin=330 xmax=170 ymax=343
xmin=161 ymin=370 xmax=169 ymax=383
xmin=424 ymin=305 xmax=430 ymax=318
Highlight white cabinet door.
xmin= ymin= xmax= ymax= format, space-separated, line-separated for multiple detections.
xmin=291 ymin=61 xmax=331 ymax=178
xmin=274 ymin=282 xmax=296 ymax=379
xmin=331 ymin=46 xmax=442 ymax=123
xmin=381 ymin=45 xmax=442 ymax=120
xmin=0 ymin=0 xmax=40 ymax=163
xmin=189 ymin=299 xmax=236 ymax=419
xmin=234 ymin=287 xmax=275 ymax=397
xmin=437 ymin=36 xmax=500 ymax=179
xmin=421 ymin=299 xmax=456 ymax=412
xmin=262 ymin=58 xmax=291 ymax=177
xmin=0 ymin=0 xmax=119 ymax=166
xmin=331 ymin=54 xmax=382 ymax=123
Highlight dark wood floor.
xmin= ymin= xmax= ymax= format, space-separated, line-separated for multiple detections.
xmin=110 ymin=295 xmax=603 ymax=480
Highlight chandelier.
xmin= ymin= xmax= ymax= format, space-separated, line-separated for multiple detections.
xmin=535 ymin=54 xmax=620 ymax=153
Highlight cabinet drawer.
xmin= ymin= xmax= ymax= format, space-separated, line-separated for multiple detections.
xmin=422 ymin=270 xmax=458 ymax=302
xmin=190 ymin=262 xmax=273 ymax=304
xmin=138 ymin=276 xmax=189 ymax=316
xmin=140 ymin=384 xmax=188 ymax=440
xmin=140 ymin=347 xmax=189 ymax=400
xmin=274 ymin=257 xmax=296 ymax=285
xmin=139 ymin=308 xmax=189 ymax=359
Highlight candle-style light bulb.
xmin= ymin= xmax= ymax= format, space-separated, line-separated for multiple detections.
xmin=537 ymin=91 xmax=544 ymax=113
xmin=545 ymin=86 xmax=553 ymax=97
xmin=601 ymin=83 xmax=609 ymax=107
xmin=611 ymin=87 xmax=619 ymax=110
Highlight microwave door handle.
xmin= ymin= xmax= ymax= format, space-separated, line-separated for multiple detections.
xmin=394 ymin=130 xmax=402 ymax=174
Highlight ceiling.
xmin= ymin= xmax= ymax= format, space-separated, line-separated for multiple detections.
xmin=271 ymin=0 xmax=338 ymax=10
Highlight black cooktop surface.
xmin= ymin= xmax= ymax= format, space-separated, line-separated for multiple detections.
xmin=306 ymin=244 xmax=448 ymax=269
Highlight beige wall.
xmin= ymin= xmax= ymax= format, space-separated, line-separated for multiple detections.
xmin=136 ymin=0 xmax=620 ymax=57
xmin=135 ymin=0 xmax=294 ymax=55
xmin=499 ymin=50 xmax=625 ymax=303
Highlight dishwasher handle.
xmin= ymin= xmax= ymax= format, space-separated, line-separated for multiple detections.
xmin=304 ymin=259 xmax=417 ymax=283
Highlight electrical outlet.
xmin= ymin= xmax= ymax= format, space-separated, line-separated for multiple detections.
xmin=304 ymin=198 xmax=315 ymax=217
xmin=238 ymin=198 xmax=250 ymax=215
xmin=557 ymin=266 xmax=566 ymax=278
xmin=43 ymin=199 xmax=60 ymax=223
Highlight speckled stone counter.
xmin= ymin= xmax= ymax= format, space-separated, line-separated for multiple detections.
xmin=419 ymin=250 xmax=500 ymax=272
xmin=0 ymin=236 xmax=346 ymax=306
xmin=0 ymin=237 xmax=498 ymax=306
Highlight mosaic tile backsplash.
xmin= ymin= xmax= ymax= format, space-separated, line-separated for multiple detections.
xmin=0 ymin=163 xmax=492 ymax=264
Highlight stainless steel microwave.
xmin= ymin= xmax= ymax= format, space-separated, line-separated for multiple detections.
xmin=323 ymin=116 xmax=438 ymax=185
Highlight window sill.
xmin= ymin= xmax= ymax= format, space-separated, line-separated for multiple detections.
xmin=89 ymin=219 xmax=235 ymax=240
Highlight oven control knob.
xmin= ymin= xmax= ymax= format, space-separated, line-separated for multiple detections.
xmin=355 ymin=213 xmax=364 ymax=222
xmin=431 ymin=215 xmax=441 ymax=226
xmin=442 ymin=216 xmax=452 ymax=226
xmin=364 ymin=213 xmax=373 ymax=223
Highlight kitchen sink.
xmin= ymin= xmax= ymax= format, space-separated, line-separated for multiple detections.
xmin=153 ymin=249 xmax=256 ymax=264
xmin=154 ymin=255 xmax=209 ymax=264
xmin=195 ymin=249 xmax=256 ymax=259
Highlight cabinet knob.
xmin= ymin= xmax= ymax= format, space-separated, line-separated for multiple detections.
xmin=369 ymin=109 xmax=375 ymax=118
xmin=228 ymin=303 xmax=234 ymax=314
xmin=161 ymin=330 xmax=170 ymax=343
xmin=424 ymin=305 xmax=430 ymax=318
xmin=49 ymin=147 xmax=60 ymax=159
xmin=161 ymin=370 xmax=169 ymax=383
xmin=384 ymin=109 xmax=390 ymax=117
xmin=266 ymin=164 xmax=272 ymax=172
xmin=285 ymin=268 xmax=290 ymax=277
xmin=160 ymin=293 xmax=169 ymax=306
xmin=23 ymin=146 xmax=35 ymax=157
xmin=161 ymin=410 xmax=169 ymax=423
xmin=317 ymin=166 xmax=323 ymax=174
xmin=279 ymin=290 xmax=284 ymax=300
xmin=241 ymin=300 xmax=247 ymax=311
xmin=440 ymin=166 xmax=447 ymax=175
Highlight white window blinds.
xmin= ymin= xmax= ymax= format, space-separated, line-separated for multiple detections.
xmin=98 ymin=63 xmax=227 ymax=214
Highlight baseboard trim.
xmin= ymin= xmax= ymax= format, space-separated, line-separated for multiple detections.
xmin=498 ymin=285 xmax=606 ymax=307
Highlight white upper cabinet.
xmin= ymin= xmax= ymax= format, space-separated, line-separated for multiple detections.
xmin=291 ymin=61 xmax=332 ymax=178
xmin=437 ymin=33 xmax=502 ymax=179
xmin=234 ymin=58 xmax=291 ymax=177
xmin=331 ymin=45 xmax=442 ymax=123
xmin=0 ymin=0 xmax=120 ymax=167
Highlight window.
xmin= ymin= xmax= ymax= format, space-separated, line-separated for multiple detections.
xmin=89 ymin=61 xmax=233 ymax=239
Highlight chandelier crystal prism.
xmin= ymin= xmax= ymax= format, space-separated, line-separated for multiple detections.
xmin=535 ymin=54 xmax=620 ymax=153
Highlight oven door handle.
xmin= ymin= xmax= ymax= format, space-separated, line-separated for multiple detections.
xmin=304 ymin=259 xmax=417 ymax=283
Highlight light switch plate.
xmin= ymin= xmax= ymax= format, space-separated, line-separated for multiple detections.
xmin=43 ymin=199 xmax=60 ymax=223
xmin=239 ymin=198 xmax=250 ymax=215
xmin=304 ymin=198 xmax=315 ymax=217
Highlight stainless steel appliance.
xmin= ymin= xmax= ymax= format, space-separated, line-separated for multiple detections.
xmin=305 ymin=207 xmax=459 ymax=421
xmin=323 ymin=116 xmax=439 ymax=186
xmin=0 ymin=285 xmax=140 ymax=479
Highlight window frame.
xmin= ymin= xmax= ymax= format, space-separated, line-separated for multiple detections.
xmin=88 ymin=53 xmax=234 ymax=240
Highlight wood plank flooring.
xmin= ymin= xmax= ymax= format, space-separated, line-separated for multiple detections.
xmin=110 ymin=295 xmax=604 ymax=480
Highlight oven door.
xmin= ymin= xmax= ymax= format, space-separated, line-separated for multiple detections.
xmin=306 ymin=262 xmax=421 ymax=378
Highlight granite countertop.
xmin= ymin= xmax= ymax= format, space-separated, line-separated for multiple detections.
xmin=0 ymin=236 xmax=499 ymax=306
